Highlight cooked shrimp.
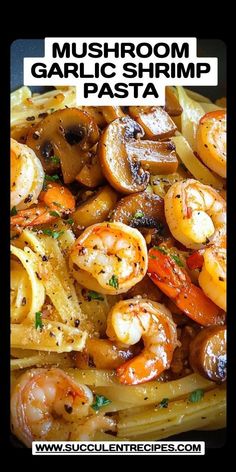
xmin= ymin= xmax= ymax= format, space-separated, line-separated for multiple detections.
xmin=199 ymin=246 xmax=226 ymax=311
xmin=196 ymin=110 xmax=226 ymax=178
xmin=11 ymin=182 xmax=75 ymax=230
xmin=69 ymin=222 xmax=148 ymax=295
xmin=70 ymin=414 xmax=116 ymax=441
xmin=164 ymin=179 xmax=226 ymax=249
xmin=11 ymin=138 xmax=44 ymax=210
xmin=11 ymin=368 xmax=93 ymax=447
xmin=74 ymin=338 xmax=140 ymax=369
xmin=106 ymin=298 xmax=178 ymax=384
xmin=148 ymin=246 xmax=225 ymax=326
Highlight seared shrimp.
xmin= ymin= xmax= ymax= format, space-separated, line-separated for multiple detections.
xmin=106 ymin=298 xmax=178 ymax=384
xmin=11 ymin=138 xmax=44 ymax=210
xmin=164 ymin=179 xmax=226 ymax=250
xmin=11 ymin=368 xmax=93 ymax=447
xmin=199 ymin=246 xmax=226 ymax=311
xmin=196 ymin=110 xmax=226 ymax=178
xmin=148 ymin=246 xmax=225 ymax=325
xmin=69 ymin=222 xmax=148 ymax=295
xmin=11 ymin=182 xmax=75 ymax=230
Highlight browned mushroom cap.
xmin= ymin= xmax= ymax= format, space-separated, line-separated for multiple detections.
xmin=111 ymin=191 xmax=165 ymax=227
xmin=97 ymin=117 xmax=150 ymax=194
xmin=129 ymin=106 xmax=177 ymax=140
xmin=111 ymin=191 xmax=171 ymax=247
xmin=26 ymin=108 xmax=100 ymax=183
xmin=164 ymin=87 xmax=183 ymax=117
xmin=189 ymin=326 xmax=226 ymax=382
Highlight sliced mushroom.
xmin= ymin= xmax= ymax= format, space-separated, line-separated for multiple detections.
xmin=99 ymin=106 xmax=125 ymax=124
xmin=76 ymin=154 xmax=105 ymax=188
xmin=98 ymin=117 xmax=149 ymax=193
xmin=164 ymin=87 xmax=183 ymax=117
xmin=129 ymin=106 xmax=177 ymax=140
xmin=72 ymin=185 xmax=118 ymax=229
xmin=189 ymin=326 xmax=226 ymax=382
xmin=26 ymin=108 xmax=100 ymax=183
xmin=111 ymin=191 xmax=165 ymax=227
xmin=82 ymin=106 xmax=107 ymax=128
xmin=111 ymin=191 xmax=171 ymax=247
xmin=126 ymin=140 xmax=178 ymax=174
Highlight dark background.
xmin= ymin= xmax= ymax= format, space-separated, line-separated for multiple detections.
xmin=10 ymin=38 xmax=226 ymax=449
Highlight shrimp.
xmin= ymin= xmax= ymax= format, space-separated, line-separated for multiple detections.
xmin=196 ymin=110 xmax=226 ymax=178
xmin=74 ymin=337 xmax=141 ymax=369
xmin=106 ymin=298 xmax=178 ymax=384
xmin=11 ymin=138 xmax=44 ymax=210
xmin=11 ymin=368 xmax=93 ymax=447
xmin=148 ymin=246 xmax=225 ymax=326
xmin=199 ymin=246 xmax=226 ymax=311
xmin=69 ymin=222 xmax=148 ymax=295
xmin=10 ymin=182 xmax=75 ymax=230
xmin=164 ymin=179 xmax=226 ymax=250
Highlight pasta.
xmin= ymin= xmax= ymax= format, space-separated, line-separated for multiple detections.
xmin=10 ymin=85 xmax=226 ymax=446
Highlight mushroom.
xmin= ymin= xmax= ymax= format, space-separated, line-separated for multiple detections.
xmin=164 ymin=87 xmax=183 ymax=117
xmin=76 ymin=153 xmax=105 ymax=188
xmin=129 ymin=106 xmax=177 ymax=140
xmin=72 ymin=185 xmax=118 ymax=229
xmin=111 ymin=191 xmax=172 ymax=246
xmin=189 ymin=325 xmax=226 ymax=382
xmin=98 ymin=106 xmax=125 ymax=124
xmin=98 ymin=117 xmax=178 ymax=194
xmin=26 ymin=108 xmax=100 ymax=183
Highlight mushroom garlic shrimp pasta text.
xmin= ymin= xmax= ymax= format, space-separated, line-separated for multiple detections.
xmin=10 ymin=86 xmax=226 ymax=445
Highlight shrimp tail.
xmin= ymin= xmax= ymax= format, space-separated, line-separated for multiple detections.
xmin=117 ymin=352 xmax=164 ymax=385
xmin=148 ymin=247 xmax=224 ymax=327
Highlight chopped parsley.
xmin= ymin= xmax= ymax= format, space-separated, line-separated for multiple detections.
xmin=50 ymin=155 xmax=60 ymax=164
xmin=10 ymin=206 xmax=18 ymax=216
xmin=133 ymin=210 xmax=145 ymax=219
xmin=66 ymin=218 xmax=74 ymax=225
xmin=87 ymin=290 xmax=104 ymax=301
xmin=170 ymin=254 xmax=184 ymax=267
xmin=42 ymin=229 xmax=64 ymax=239
xmin=159 ymin=398 xmax=169 ymax=408
xmin=108 ymin=274 xmax=119 ymax=289
xmin=91 ymin=394 xmax=111 ymax=411
xmin=49 ymin=210 xmax=61 ymax=218
xmin=35 ymin=311 xmax=43 ymax=330
xmin=188 ymin=389 xmax=204 ymax=403
xmin=44 ymin=174 xmax=60 ymax=182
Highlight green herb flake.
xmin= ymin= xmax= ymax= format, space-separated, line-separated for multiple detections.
xmin=108 ymin=274 xmax=119 ymax=289
xmin=42 ymin=229 xmax=64 ymax=239
xmin=50 ymin=155 xmax=60 ymax=164
xmin=10 ymin=206 xmax=18 ymax=216
xmin=170 ymin=254 xmax=184 ymax=267
xmin=153 ymin=246 xmax=168 ymax=254
xmin=44 ymin=174 xmax=60 ymax=182
xmin=52 ymin=201 xmax=63 ymax=208
xmin=49 ymin=210 xmax=61 ymax=218
xmin=67 ymin=218 xmax=74 ymax=225
xmin=35 ymin=311 xmax=43 ymax=330
xmin=188 ymin=389 xmax=204 ymax=403
xmin=149 ymin=255 xmax=157 ymax=259
xmin=87 ymin=290 xmax=104 ymax=301
xmin=133 ymin=210 xmax=145 ymax=219
xmin=91 ymin=394 xmax=111 ymax=411
xmin=159 ymin=398 xmax=169 ymax=408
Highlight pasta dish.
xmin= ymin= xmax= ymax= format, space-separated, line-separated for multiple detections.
xmin=10 ymin=85 xmax=226 ymax=446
